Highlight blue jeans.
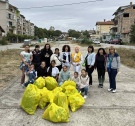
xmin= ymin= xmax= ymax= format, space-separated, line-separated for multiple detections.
xmin=24 ymin=73 xmax=36 ymax=87
xmin=79 ymin=86 xmax=88 ymax=95
xmin=107 ymin=68 xmax=117 ymax=90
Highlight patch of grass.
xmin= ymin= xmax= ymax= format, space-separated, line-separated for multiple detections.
xmin=116 ymin=48 xmax=135 ymax=69
xmin=0 ymin=49 xmax=21 ymax=90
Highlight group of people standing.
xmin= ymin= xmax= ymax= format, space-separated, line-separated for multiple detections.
xmin=20 ymin=43 xmax=120 ymax=99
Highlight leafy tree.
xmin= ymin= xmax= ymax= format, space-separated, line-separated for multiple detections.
xmin=53 ymin=30 xmax=62 ymax=37
xmin=83 ymin=30 xmax=90 ymax=38
xmin=130 ymin=25 xmax=135 ymax=43
xmin=68 ymin=29 xmax=81 ymax=38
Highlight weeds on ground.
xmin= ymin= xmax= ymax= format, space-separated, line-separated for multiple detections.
xmin=0 ymin=49 xmax=21 ymax=89
xmin=116 ymin=48 xmax=135 ymax=69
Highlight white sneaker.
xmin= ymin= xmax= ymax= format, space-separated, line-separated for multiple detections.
xmin=84 ymin=95 xmax=87 ymax=99
xmin=112 ymin=90 xmax=116 ymax=93
xmin=108 ymin=88 xmax=113 ymax=92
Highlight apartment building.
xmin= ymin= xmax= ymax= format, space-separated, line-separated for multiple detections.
xmin=96 ymin=19 xmax=114 ymax=38
xmin=0 ymin=0 xmax=34 ymax=36
xmin=112 ymin=2 xmax=135 ymax=42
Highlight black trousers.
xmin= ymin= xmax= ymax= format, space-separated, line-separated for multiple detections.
xmin=97 ymin=69 xmax=105 ymax=85
xmin=87 ymin=66 xmax=94 ymax=85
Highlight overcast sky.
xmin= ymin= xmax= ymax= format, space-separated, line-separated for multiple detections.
xmin=10 ymin=0 xmax=134 ymax=31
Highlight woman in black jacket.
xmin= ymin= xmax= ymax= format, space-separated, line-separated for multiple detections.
xmin=41 ymin=44 xmax=53 ymax=68
xmin=37 ymin=61 xmax=47 ymax=78
xmin=95 ymin=48 xmax=107 ymax=88
xmin=32 ymin=45 xmax=41 ymax=71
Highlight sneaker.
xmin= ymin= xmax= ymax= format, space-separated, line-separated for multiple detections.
xmin=112 ymin=90 xmax=116 ymax=93
xmin=84 ymin=95 xmax=87 ymax=99
xmin=100 ymin=85 xmax=103 ymax=88
xmin=108 ymin=88 xmax=113 ymax=92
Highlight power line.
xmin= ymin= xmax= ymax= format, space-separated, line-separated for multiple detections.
xmin=19 ymin=0 xmax=103 ymax=9
xmin=0 ymin=0 xmax=103 ymax=10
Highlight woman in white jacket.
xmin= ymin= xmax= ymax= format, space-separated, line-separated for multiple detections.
xmin=85 ymin=46 xmax=96 ymax=85
xmin=50 ymin=48 xmax=62 ymax=72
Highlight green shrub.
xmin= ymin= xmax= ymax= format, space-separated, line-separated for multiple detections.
xmin=0 ymin=37 xmax=8 ymax=45
xmin=81 ymin=38 xmax=92 ymax=44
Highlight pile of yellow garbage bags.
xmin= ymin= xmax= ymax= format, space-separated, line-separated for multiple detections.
xmin=20 ymin=77 xmax=85 ymax=123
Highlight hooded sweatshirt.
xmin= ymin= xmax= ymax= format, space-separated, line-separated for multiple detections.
xmin=41 ymin=48 xmax=53 ymax=67
xmin=79 ymin=75 xmax=89 ymax=89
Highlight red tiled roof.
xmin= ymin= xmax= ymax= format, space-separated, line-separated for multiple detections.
xmin=96 ymin=21 xmax=114 ymax=25
xmin=122 ymin=30 xmax=130 ymax=34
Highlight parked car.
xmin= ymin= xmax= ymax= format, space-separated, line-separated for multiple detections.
xmin=23 ymin=39 xmax=31 ymax=47
xmin=93 ymin=39 xmax=100 ymax=44
xmin=109 ymin=38 xmax=122 ymax=45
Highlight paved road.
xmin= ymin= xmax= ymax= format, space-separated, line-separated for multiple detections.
xmin=0 ymin=41 xmax=69 ymax=51
xmin=101 ymin=43 xmax=135 ymax=49
xmin=0 ymin=42 xmax=135 ymax=126
xmin=0 ymin=43 xmax=23 ymax=51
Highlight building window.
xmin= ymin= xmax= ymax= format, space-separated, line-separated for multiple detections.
xmin=123 ymin=13 xmax=129 ymax=17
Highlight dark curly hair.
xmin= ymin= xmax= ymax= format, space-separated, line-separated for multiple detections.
xmin=97 ymin=48 xmax=106 ymax=56
xmin=44 ymin=43 xmax=51 ymax=51
xmin=62 ymin=45 xmax=71 ymax=52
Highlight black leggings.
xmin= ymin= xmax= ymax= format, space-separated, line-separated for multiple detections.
xmin=87 ymin=66 xmax=94 ymax=85
xmin=97 ymin=69 xmax=105 ymax=85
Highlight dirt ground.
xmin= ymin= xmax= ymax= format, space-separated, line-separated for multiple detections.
xmin=0 ymin=49 xmax=21 ymax=90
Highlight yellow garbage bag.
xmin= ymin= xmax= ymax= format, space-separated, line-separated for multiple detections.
xmin=42 ymin=103 xmax=69 ymax=123
xmin=45 ymin=77 xmax=58 ymax=90
xmin=34 ymin=77 xmax=45 ymax=89
xmin=20 ymin=84 xmax=41 ymax=114
xmin=53 ymin=87 xmax=62 ymax=94
xmin=64 ymin=85 xmax=78 ymax=96
xmin=53 ymin=92 xmax=69 ymax=116
xmin=38 ymin=87 xmax=50 ymax=109
xmin=48 ymin=91 xmax=55 ymax=103
xmin=61 ymin=80 xmax=76 ymax=92
xmin=68 ymin=93 xmax=85 ymax=112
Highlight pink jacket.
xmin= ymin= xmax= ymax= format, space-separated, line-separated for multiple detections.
xmin=79 ymin=75 xmax=89 ymax=89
